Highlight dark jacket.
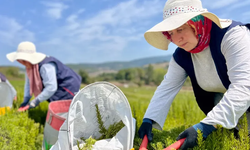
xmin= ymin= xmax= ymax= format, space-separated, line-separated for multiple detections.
xmin=173 ymin=21 xmax=250 ymax=114
xmin=38 ymin=56 xmax=82 ymax=102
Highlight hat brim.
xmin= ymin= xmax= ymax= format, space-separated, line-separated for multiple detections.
xmin=144 ymin=11 xmax=231 ymax=50
xmin=6 ymin=52 xmax=46 ymax=64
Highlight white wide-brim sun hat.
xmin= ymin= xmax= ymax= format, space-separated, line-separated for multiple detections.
xmin=6 ymin=41 xmax=46 ymax=64
xmin=144 ymin=0 xmax=232 ymax=50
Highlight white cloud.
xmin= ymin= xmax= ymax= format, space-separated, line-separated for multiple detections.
xmin=39 ymin=0 xmax=164 ymax=63
xmin=43 ymin=0 xmax=165 ymax=63
xmin=227 ymin=1 xmax=250 ymax=10
xmin=241 ymin=11 xmax=250 ymax=22
xmin=42 ymin=1 xmax=68 ymax=19
xmin=43 ymin=0 xmax=162 ymax=44
xmin=0 ymin=15 xmax=35 ymax=47
xmin=202 ymin=0 xmax=239 ymax=9
xmin=242 ymin=11 xmax=250 ymax=16
xmin=202 ymin=0 xmax=250 ymax=22
xmin=84 ymin=0 xmax=161 ymax=27
xmin=2 ymin=0 xmax=249 ymax=65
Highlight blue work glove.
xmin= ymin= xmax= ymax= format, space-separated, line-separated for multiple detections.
xmin=19 ymin=97 xmax=31 ymax=108
xmin=177 ymin=122 xmax=216 ymax=150
xmin=138 ymin=118 xmax=154 ymax=142
xmin=28 ymin=98 xmax=41 ymax=110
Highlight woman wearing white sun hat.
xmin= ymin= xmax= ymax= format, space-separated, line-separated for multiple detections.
xmin=6 ymin=41 xmax=82 ymax=110
xmin=138 ymin=0 xmax=250 ymax=149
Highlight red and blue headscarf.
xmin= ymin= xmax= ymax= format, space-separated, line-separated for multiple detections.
xmin=163 ymin=15 xmax=212 ymax=53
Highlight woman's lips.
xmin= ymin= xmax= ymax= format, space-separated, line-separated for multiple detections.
xmin=180 ymin=42 xmax=187 ymax=47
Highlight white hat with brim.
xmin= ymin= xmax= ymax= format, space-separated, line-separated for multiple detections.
xmin=144 ymin=0 xmax=232 ymax=50
xmin=6 ymin=41 xmax=46 ymax=64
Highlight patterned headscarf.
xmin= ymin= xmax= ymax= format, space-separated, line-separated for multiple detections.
xmin=162 ymin=15 xmax=212 ymax=53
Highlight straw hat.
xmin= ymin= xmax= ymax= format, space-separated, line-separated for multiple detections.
xmin=6 ymin=41 xmax=46 ymax=64
xmin=144 ymin=0 xmax=232 ymax=50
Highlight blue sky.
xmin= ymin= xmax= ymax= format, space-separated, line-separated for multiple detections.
xmin=1 ymin=0 xmax=250 ymax=67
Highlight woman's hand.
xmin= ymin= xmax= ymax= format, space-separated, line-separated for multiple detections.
xmin=138 ymin=119 xmax=154 ymax=142
xmin=19 ymin=97 xmax=30 ymax=108
xmin=176 ymin=122 xmax=217 ymax=150
xmin=28 ymin=98 xmax=40 ymax=109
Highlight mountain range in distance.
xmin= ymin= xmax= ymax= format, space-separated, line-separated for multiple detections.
xmin=0 ymin=55 xmax=172 ymax=77
xmin=66 ymin=55 xmax=172 ymax=76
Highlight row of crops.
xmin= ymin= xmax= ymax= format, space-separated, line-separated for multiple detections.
xmin=1 ymin=81 xmax=249 ymax=149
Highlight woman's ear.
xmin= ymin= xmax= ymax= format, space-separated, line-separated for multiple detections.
xmin=189 ymin=24 xmax=198 ymax=37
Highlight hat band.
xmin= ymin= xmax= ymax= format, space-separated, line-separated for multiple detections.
xmin=17 ymin=49 xmax=35 ymax=53
xmin=163 ymin=6 xmax=207 ymax=19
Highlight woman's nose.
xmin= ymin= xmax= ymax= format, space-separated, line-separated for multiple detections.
xmin=172 ymin=33 xmax=183 ymax=44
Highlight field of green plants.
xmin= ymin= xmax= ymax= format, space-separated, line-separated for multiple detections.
xmin=1 ymin=80 xmax=249 ymax=150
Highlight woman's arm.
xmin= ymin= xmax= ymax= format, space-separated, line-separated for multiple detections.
xmin=36 ymin=63 xmax=58 ymax=102
xmin=202 ymin=25 xmax=250 ymax=128
xmin=24 ymin=73 xmax=31 ymax=100
xmin=144 ymin=57 xmax=188 ymax=130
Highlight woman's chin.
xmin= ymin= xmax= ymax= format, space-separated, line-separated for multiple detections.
xmin=182 ymin=46 xmax=197 ymax=52
xmin=182 ymin=47 xmax=192 ymax=52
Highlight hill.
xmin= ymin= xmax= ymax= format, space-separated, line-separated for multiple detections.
xmin=0 ymin=55 xmax=172 ymax=78
xmin=0 ymin=66 xmax=25 ymax=80
xmin=67 ymin=55 xmax=172 ymax=74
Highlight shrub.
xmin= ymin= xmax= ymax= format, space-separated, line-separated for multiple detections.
xmin=0 ymin=110 xmax=43 ymax=150
xmin=4 ymin=81 xmax=250 ymax=150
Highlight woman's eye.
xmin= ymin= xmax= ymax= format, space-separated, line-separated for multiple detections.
xmin=177 ymin=28 xmax=183 ymax=32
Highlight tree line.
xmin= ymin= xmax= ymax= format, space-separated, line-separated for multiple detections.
xmin=79 ymin=64 xmax=165 ymax=86
xmin=78 ymin=64 xmax=191 ymax=86
xmin=1 ymin=65 xmax=191 ymax=87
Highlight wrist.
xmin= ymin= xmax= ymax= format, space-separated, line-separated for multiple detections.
xmin=193 ymin=122 xmax=216 ymax=138
xmin=23 ymin=97 xmax=31 ymax=103
xmin=34 ymin=98 xmax=41 ymax=104
xmin=30 ymin=98 xmax=40 ymax=107
xmin=143 ymin=118 xmax=153 ymax=124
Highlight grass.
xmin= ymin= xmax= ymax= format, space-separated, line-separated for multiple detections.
xmin=4 ymin=81 xmax=250 ymax=150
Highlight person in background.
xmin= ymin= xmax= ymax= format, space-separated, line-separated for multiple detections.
xmin=138 ymin=0 xmax=250 ymax=149
xmin=6 ymin=41 xmax=82 ymax=110
xmin=0 ymin=72 xmax=17 ymax=101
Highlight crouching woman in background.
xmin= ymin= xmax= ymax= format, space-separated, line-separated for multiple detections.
xmin=6 ymin=41 xmax=82 ymax=110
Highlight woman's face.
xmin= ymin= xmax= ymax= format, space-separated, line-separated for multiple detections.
xmin=17 ymin=60 xmax=32 ymax=69
xmin=167 ymin=24 xmax=198 ymax=51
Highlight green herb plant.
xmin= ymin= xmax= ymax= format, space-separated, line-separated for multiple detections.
xmin=77 ymin=104 xmax=125 ymax=150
